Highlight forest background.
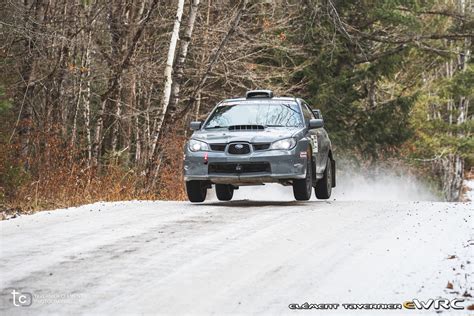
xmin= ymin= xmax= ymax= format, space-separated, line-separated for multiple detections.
xmin=0 ymin=0 xmax=472 ymax=212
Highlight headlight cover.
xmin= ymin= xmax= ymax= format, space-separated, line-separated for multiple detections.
xmin=189 ymin=139 xmax=210 ymax=152
xmin=270 ymin=138 xmax=297 ymax=150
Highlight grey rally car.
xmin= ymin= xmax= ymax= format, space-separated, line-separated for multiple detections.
xmin=183 ymin=90 xmax=336 ymax=202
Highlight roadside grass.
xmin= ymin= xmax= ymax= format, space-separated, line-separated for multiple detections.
xmin=0 ymin=130 xmax=187 ymax=218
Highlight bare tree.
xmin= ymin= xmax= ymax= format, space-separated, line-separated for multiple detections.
xmin=169 ymin=0 xmax=201 ymax=113
xmin=149 ymin=0 xmax=186 ymax=160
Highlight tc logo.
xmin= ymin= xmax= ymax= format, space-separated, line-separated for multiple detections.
xmin=11 ymin=289 xmax=33 ymax=307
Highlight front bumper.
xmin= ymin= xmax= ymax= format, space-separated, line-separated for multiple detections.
xmin=183 ymin=144 xmax=309 ymax=185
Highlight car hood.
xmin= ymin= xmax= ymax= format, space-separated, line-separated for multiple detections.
xmin=191 ymin=127 xmax=303 ymax=144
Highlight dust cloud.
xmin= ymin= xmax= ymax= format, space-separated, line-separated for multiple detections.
xmin=329 ymin=168 xmax=437 ymax=201
xmin=211 ymin=163 xmax=438 ymax=202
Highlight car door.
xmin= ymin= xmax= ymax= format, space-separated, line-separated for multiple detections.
xmin=301 ymin=102 xmax=325 ymax=173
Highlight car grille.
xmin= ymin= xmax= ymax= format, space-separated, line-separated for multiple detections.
xmin=210 ymin=144 xmax=226 ymax=151
xmin=228 ymin=143 xmax=251 ymax=155
xmin=253 ymin=143 xmax=270 ymax=151
xmin=208 ymin=162 xmax=271 ymax=174
xmin=210 ymin=143 xmax=270 ymax=152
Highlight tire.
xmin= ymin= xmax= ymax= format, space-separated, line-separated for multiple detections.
xmin=293 ymin=154 xmax=313 ymax=201
xmin=186 ymin=180 xmax=207 ymax=202
xmin=315 ymin=159 xmax=332 ymax=199
xmin=215 ymin=184 xmax=234 ymax=201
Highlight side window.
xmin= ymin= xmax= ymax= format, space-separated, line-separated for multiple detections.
xmin=313 ymin=110 xmax=320 ymax=119
xmin=301 ymin=102 xmax=314 ymax=123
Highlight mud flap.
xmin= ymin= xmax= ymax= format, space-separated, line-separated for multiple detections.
xmin=312 ymin=155 xmax=317 ymax=182
xmin=331 ymin=159 xmax=336 ymax=187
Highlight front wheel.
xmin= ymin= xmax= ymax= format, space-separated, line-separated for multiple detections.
xmin=215 ymin=184 xmax=234 ymax=201
xmin=186 ymin=180 xmax=207 ymax=202
xmin=293 ymin=155 xmax=313 ymax=201
xmin=315 ymin=159 xmax=333 ymax=199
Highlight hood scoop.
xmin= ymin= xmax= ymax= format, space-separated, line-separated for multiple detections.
xmin=228 ymin=125 xmax=265 ymax=131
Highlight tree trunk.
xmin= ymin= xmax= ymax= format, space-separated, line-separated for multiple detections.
xmin=169 ymin=0 xmax=200 ymax=113
xmin=92 ymin=0 xmax=160 ymax=167
xmin=439 ymin=0 xmax=470 ymax=201
xmin=13 ymin=0 xmax=44 ymax=166
xmin=194 ymin=0 xmax=212 ymax=120
xmin=149 ymin=0 xmax=186 ymax=160
xmin=83 ymin=26 xmax=93 ymax=167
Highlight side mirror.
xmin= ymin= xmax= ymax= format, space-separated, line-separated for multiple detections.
xmin=309 ymin=119 xmax=324 ymax=129
xmin=189 ymin=121 xmax=202 ymax=131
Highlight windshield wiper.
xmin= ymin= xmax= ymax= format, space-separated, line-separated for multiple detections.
xmin=265 ymin=124 xmax=285 ymax=127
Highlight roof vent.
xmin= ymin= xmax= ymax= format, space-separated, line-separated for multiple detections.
xmin=245 ymin=90 xmax=273 ymax=99
xmin=228 ymin=125 xmax=265 ymax=131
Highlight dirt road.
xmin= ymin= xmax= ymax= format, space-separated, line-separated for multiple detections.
xmin=0 ymin=198 xmax=472 ymax=315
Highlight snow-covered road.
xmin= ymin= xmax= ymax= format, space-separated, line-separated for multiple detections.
xmin=0 ymin=199 xmax=473 ymax=315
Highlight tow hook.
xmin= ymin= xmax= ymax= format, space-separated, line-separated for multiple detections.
xmin=203 ymin=152 xmax=208 ymax=165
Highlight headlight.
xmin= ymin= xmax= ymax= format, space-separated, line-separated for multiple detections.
xmin=189 ymin=139 xmax=210 ymax=152
xmin=270 ymin=138 xmax=297 ymax=150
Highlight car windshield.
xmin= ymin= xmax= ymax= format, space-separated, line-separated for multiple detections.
xmin=204 ymin=102 xmax=303 ymax=129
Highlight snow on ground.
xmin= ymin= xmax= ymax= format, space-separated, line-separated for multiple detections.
xmin=0 ymin=198 xmax=472 ymax=315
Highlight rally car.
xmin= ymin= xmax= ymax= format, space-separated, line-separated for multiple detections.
xmin=183 ymin=90 xmax=335 ymax=202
